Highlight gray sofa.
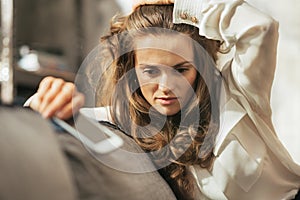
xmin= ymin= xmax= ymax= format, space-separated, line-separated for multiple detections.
xmin=0 ymin=106 xmax=176 ymax=200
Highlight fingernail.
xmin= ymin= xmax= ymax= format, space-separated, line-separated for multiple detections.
xmin=42 ymin=111 xmax=49 ymax=118
xmin=56 ymin=112 xmax=63 ymax=118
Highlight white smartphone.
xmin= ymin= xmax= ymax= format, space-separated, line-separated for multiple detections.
xmin=52 ymin=114 xmax=123 ymax=154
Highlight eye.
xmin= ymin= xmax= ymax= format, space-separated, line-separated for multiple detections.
xmin=175 ymin=67 xmax=189 ymax=73
xmin=143 ymin=67 xmax=160 ymax=75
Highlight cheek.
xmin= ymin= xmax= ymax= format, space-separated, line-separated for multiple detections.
xmin=190 ymin=75 xmax=198 ymax=90
xmin=140 ymin=84 xmax=156 ymax=101
xmin=189 ymin=69 xmax=198 ymax=88
xmin=183 ymin=71 xmax=198 ymax=91
xmin=179 ymin=73 xmax=198 ymax=102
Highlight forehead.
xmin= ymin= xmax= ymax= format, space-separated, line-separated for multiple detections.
xmin=134 ymin=34 xmax=195 ymax=63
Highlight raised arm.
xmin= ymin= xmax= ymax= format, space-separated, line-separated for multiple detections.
xmin=173 ymin=0 xmax=279 ymax=116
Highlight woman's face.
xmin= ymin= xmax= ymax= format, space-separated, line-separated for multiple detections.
xmin=134 ymin=34 xmax=198 ymax=116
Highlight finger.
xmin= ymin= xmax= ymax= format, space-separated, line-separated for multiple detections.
xmin=56 ymin=92 xmax=85 ymax=120
xmin=29 ymin=94 xmax=42 ymax=111
xmin=39 ymin=78 xmax=65 ymax=113
xmin=41 ymin=82 xmax=75 ymax=118
xmin=37 ymin=76 xmax=55 ymax=98
xmin=31 ymin=76 xmax=54 ymax=111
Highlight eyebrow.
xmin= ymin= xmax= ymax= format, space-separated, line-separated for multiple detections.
xmin=172 ymin=61 xmax=194 ymax=68
xmin=138 ymin=61 xmax=194 ymax=68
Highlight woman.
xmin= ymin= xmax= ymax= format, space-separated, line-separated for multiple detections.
xmin=26 ymin=0 xmax=300 ymax=199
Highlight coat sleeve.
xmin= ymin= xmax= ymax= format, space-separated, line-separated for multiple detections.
xmin=173 ymin=0 xmax=279 ymax=117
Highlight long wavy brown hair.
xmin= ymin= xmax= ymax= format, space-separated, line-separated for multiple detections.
xmin=95 ymin=5 xmax=222 ymax=199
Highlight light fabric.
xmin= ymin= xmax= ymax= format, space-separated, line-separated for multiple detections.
xmin=172 ymin=0 xmax=300 ymax=199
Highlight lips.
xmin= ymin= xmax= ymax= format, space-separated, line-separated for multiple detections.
xmin=156 ymin=97 xmax=178 ymax=105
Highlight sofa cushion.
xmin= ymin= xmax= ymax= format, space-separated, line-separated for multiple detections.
xmin=56 ymin=121 xmax=177 ymax=200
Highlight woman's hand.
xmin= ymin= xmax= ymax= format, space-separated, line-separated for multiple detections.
xmin=132 ymin=0 xmax=174 ymax=10
xmin=29 ymin=76 xmax=85 ymax=120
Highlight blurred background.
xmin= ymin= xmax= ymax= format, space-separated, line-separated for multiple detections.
xmin=0 ymin=0 xmax=299 ymax=163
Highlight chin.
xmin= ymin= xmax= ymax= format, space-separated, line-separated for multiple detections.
xmin=158 ymin=109 xmax=179 ymax=117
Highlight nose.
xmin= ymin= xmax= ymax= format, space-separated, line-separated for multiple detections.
xmin=158 ymin=72 xmax=175 ymax=93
